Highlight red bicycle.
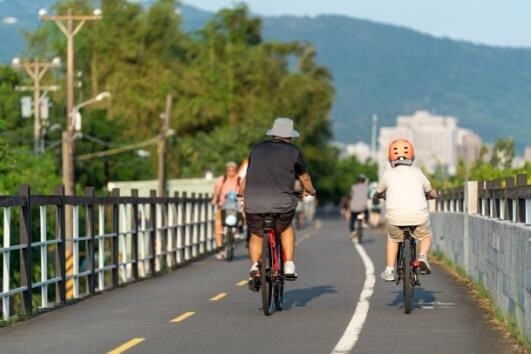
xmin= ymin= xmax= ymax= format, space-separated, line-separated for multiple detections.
xmin=260 ymin=214 xmax=285 ymax=316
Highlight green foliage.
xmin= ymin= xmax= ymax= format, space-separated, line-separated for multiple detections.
xmin=430 ymin=137 xmax=530 ymax=190
xmin=3 ymin=1 xmax=342 ymax=200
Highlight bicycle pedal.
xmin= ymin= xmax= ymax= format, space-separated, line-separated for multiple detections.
xmin=284 ymin=274 xmax=298 ymax=281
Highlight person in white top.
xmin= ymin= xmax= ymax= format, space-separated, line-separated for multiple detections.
xmin=375 ymin=139 xmax=438 ymax=281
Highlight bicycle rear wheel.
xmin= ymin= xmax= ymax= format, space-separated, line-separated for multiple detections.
xmin=402 ymin=240 xmax=413 ymax=314
xmin=261 ymin=233 xmax=273 ymax=316
xmin=356 ymin=220 xmax=363 ymax=243
xmin=274 ymin=242 xmax=284 ymax=311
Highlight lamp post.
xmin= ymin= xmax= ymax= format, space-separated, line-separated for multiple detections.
xmin=72 ymin=92 xmax=111 ymax=133
xmin=11 ymin=57 xmax=61 ymax=153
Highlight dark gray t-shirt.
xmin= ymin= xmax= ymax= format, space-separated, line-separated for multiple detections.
xmin=244 ymin=139 xmax=307 ymax=214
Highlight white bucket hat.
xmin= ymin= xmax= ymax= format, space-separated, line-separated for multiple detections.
xmin=266 ymin=117 xmax=299 ymax=138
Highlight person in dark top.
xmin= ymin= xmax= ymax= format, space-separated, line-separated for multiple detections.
xmin=241 ymin=117 xmax=316 ymax=292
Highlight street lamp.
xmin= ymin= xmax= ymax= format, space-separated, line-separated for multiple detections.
xmin=73 ymin=91 xmax=111 ymax=132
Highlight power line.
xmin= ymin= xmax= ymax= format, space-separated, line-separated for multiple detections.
xmin=76 ymin=136 xmax=160 ymax=161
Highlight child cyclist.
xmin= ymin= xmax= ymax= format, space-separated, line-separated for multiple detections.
xmin=375 ymin=139 xmax=438 ymax=281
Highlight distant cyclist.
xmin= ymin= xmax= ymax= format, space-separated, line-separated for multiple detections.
xmin=375 ymin=139 xmax=438 ymax=281
xmin=241 ymin=117 xmax=316 ymax=292
xmin=211 ymin=161 xmax=241 ymax=260
xmin=349 ymin=174 xmax=369 ymax=238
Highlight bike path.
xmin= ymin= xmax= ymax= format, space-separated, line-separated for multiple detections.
xmin=0 ymin=216 xmax=518 ymax=353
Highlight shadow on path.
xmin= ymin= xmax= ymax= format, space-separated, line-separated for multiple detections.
xmin=283 ymin=285 xmax=337 ymax=309
xmin=386 ymin=287 xmax=441 ymax=310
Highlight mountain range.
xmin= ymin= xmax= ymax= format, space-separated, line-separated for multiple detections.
xmin=1 ymin=1 xmax=530 ymax=151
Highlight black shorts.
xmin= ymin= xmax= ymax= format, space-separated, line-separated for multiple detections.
xmin=245 ymin=210 xmax=296 ymax=237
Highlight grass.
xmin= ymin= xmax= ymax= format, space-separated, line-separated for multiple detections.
xmin=431 ymin=251 xmax=530 ymax=354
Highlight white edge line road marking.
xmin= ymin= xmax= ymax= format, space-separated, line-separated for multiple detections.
xmin=107 ymin=338 xmax=145 ymax=354
xmin=331 ymin=239 xmax=375 ymax=354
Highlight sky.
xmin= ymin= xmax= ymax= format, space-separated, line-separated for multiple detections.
xmin=186 ymin=0 xmax=531 ymax=48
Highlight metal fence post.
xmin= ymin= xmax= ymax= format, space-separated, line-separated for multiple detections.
xmin=19 ymin=185 xmax=32 ymax=313
xmin=191 ymin=192 xmax=198 ymax=258
xmin=85 ymin=187 xmax=96 ymax=296
xmin=504 ymin=177 xmax=514 ymax=221
xmin=54 ymin=185 xmax=66 ymax=304
xmin=131 ymin=189 xmax=139 ymax=280
xmin=174 ymin=191 xmax=182 ymax=264
xmin=149 ymin=190 xmax=157 ymax=274
xmin=516 ymin=174 xmax=527 ymax=223
xmin=182 ymin=192 xmax=190 ymax=261
xmin=111 ymin=189 xmax=120 ymax=288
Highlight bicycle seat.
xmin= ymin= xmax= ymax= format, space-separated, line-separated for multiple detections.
xmin=260 ymin=213 xmax=279 ymax=231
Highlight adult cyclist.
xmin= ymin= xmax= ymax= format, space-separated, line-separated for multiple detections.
xmin=241 ymin=117 xmax=316 ymax=292
xmin=375 ymin=138 xmax=438 ymax=281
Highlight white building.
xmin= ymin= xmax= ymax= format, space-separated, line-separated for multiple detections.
xmin=378 ymin=111 xmax=481 ymax=176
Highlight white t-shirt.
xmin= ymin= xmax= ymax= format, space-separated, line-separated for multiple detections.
xmin=377 ymin=165 xmax=432 ymax=226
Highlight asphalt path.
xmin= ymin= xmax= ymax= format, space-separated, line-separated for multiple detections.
xmin=0 ymin=215 xmax=518 ymax=354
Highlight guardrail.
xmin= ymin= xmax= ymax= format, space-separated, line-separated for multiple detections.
xmin=435 ymin=173 xmax=531 ymax=223
xmin=431 ymin=174 xmax=531 ymax=339
xmin=0 ymin=186 xmax=214 ymax=320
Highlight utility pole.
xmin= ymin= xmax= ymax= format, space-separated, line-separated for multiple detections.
xmin=40 ymin=8 xmax=102 ymax=197
xmin=371 ymin=114 xmax=378 ymax=160
xmin=40 ymin=7 xmax=102 ymax=299
xmin=11 ymin=58 xmax=60 ymax=153
xmin=158 ymin=95 xmax=173 ymax=197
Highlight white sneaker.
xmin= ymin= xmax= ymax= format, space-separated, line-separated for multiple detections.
xmin=417 ymin=255 xmax=432 ymax=274
xmin=380 ymin=267 xmax=396 ymax=282
xmin=248 ymin=262 xmax=260 ymax=292
xmin=214 ymin=251 xmax=225 ymax=260
xmin=284 ymin=261 xmax=298 ymax=280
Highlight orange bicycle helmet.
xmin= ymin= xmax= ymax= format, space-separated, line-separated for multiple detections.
xmin=388 ymin=138 xmax=415 ymax=167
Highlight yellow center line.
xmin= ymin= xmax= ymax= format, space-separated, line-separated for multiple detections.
xmin=170 ymin=311 xmax=196 ymax=323
xmin=296 ymin=232 xmax=312 ymax=245
xmin=107 ymin=338 xmax=145 ymax=354
xmin=210 ymin=292 xmax=228 ymax=301
xmin=236 ymin=280 xmax=247 ymax=286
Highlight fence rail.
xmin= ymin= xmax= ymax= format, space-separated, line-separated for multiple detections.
xmin=0 ymin=186 xmax=214 ymax=320
xmin=435 ymin=173 xmax=531 ymax=223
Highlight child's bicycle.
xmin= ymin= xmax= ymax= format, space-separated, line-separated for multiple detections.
xmin=395 ymin=226 xmax=422 ymax=314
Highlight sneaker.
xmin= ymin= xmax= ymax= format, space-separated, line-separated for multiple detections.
xmin=380 ymin=267 xmax=396 ymax=282
xmin=349 ymin=231 xmax=357 ymax=239
xmin=284 ymin=261 xmax=298 ymax=280
xmin=214 ymin=251 xmax=225 ymax=260
xmin=417 ymin=255 xmax=432 ymax=275
xmin=248 ymin=262 xmax=261 ymax=292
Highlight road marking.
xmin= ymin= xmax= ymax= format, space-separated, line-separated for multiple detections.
xmin=331 ymin=239 xmax=375 ymax=354
xmin=210 ymin=292 xmax=228 ymax=301
xmin=236 ymin=280 xmax=247 ymax=286
xmin=170 ymin=311 xmax=196 ymax=323
xmin=296 ymin=231 xmax=312 ymax=245
xmin=107 ymin=338 xmax=145 ymax=354
xmin=315 ymin=219 xmax=322 ymax=229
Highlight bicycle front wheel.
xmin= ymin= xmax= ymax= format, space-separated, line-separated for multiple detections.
xmin=224 ymin=230 xmax=234 ymax=262
xmin=261 ymin=233 xmax=273 ymax=316
xmin=402 ymin=240 xmax=413 ymax=314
